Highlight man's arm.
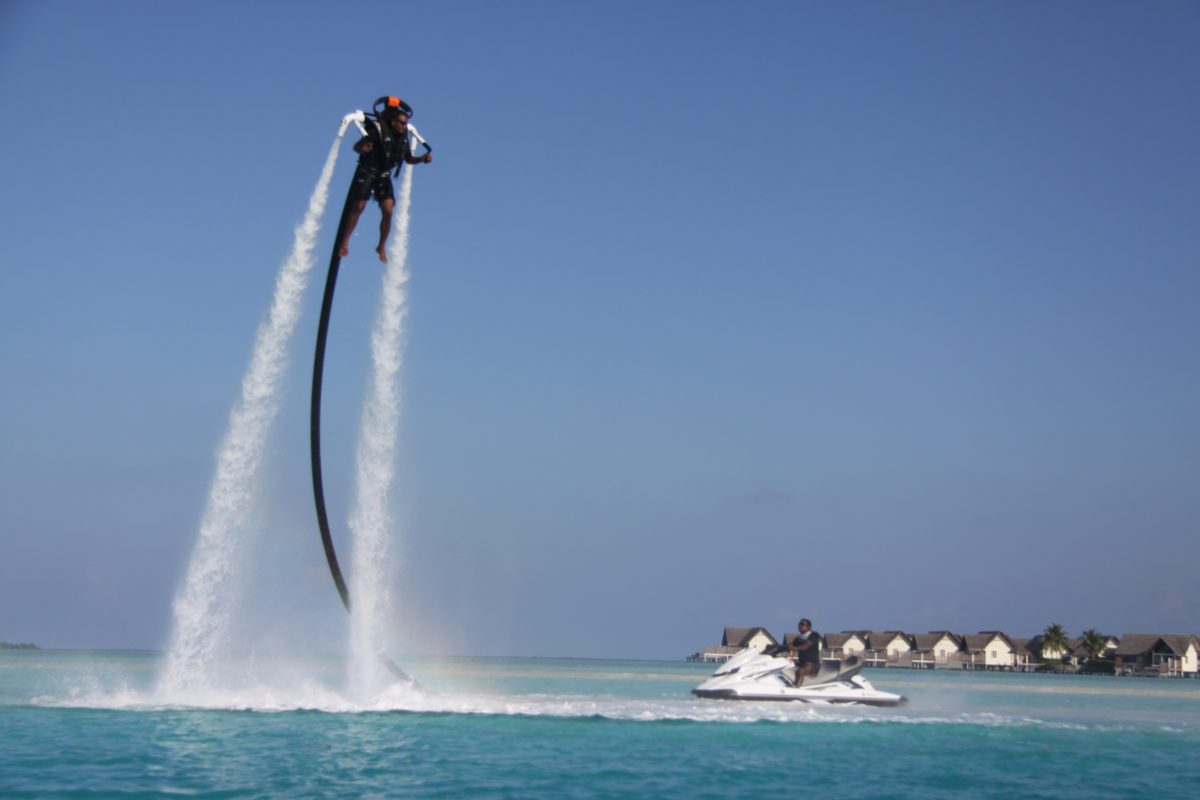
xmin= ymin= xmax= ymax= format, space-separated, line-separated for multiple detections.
xmin=405 ymin=152 xmax=432 ymax=165
xmin=353 ymin=136 xmax=372 ymax=154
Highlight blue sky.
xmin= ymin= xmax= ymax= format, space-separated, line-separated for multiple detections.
xmin=1 ymin=1 xmax=1197 ymax=658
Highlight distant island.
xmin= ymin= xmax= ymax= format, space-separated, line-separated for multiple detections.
xmin=0 ymin=642 xmax=39 ymax=650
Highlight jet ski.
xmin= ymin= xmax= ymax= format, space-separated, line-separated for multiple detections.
xmin=692 ymin=646 xmax=905 ymax=706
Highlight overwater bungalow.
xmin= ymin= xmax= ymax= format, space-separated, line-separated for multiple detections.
xmin=688 ymin=626 xmax=779 ymax=662
xmin=864 ymin=631 xmax=914 ymax=667
xmin=911 ymin=632 xmax=965 ymax=669
xmin=724 ymin=626 xmax=777 ymax=652
xmin=961 ymin=631 xmax=1018 ymax=671
xmin=1024 ymin=634 xmax=1075 ymax=669
xmin=1113 ymin=634 xmax=1200 ymax=677
xmin=824 ymin=632 xmax=869 ymax=660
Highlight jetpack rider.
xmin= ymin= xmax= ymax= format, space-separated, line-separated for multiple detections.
xmin=339 ymin=96 xmax=433 ymax=263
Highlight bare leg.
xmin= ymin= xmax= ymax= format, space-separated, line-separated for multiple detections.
xmin=340 ymin=200 xmax=368 ymax=257
xmin=376 ymin=197 xmax=395 ymax=263
xmin=795 ymin=663 xmax=813 ymax=687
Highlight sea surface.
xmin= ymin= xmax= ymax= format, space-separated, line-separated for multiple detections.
xmin=2 ymin=649 xmax=1198 ymax=798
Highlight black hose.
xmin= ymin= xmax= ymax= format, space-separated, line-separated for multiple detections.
xmin=310 ymin=172 xmax=413 ymax=685
xmin=311 ymin=179 xmax=355 ymax=612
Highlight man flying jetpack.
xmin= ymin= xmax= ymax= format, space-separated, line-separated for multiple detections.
xmin=309 ymin=95 xmax=434 ymax=687
xmin=338 ymin=95 xmax=433 ymax=263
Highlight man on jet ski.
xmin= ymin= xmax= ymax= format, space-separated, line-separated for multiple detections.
xmin=339 ymin=97 xmax=433 ymax=263
xmin=788 ymin=618 xmax=822 ymax=687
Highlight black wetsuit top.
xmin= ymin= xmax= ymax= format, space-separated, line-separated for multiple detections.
xmin=356 ymin=119 xmax=412 ymax=176
xmin=351 ymin=119 xmax=413 ymax=204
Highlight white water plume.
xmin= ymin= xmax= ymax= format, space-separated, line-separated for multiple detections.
xmin=347 ymin=165 xmax=415 ymax=698
xmin=159 ymin=132 xmax=347 ymax=695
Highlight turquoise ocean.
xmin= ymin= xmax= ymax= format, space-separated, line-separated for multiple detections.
xmin=3 ymin=649 xmax=1198 ymax=798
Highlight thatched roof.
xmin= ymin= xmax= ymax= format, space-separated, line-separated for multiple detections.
xmin=1025 ymin=635 xmax=1075 ymax=658
xmin=824 ymin=632 xmax=867 ymax=649
xmin=721 ymin=626 xmax=777 ymax=648
xmin=1009 ymin=637 xmax=1033 ymax=655
xmin=1114 ymin=633 xmax=1199 ymax=658
xmin=963 ymin=631 xmax=1015 ymax=652
xmin=865 ymin=631 xmax=910 ymax=650
xmin=911 ymin=632 xmax=963 ymax=652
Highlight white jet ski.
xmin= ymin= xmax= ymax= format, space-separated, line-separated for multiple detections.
xmin=692 ymin=647 xmax=905 ymax=706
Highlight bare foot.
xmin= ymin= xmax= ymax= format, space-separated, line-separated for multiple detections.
xmin=339 ymin=240 xmax=349 ymax=257
xmin=376 ymin=246 xmax=388 ymax=264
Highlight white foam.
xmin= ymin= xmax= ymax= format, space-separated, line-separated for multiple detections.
xmin=33 ymin=681 xmax=1113 ymax=730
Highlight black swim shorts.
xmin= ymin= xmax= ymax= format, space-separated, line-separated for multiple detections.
xmin=350 ymin=168 xmax=395 ymax=206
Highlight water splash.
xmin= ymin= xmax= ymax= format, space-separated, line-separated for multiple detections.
xmin=347 ymin=165 xmax=415 ymax=698
xmin=159 ymin=132 xmax=347 ymax=695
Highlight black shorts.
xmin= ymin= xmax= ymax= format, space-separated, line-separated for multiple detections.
xmin=350 ymin=168 xmax=394 ymax=206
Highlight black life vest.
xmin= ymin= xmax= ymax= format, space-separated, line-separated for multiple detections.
xmin=360 ymin=118 xmax=410 ymax=178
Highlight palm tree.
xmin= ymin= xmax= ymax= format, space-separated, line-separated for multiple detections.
xmin=1042 ymin=623 xmax=1070 ymax=662
xmin=1079 ymin=628 xmax=1106 ymax=661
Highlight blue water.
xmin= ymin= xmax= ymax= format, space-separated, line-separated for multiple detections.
xmin=3 ymin=650 xmax=1198 ymax=798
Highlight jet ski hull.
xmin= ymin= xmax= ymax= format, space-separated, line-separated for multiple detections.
xmin=692 ymin=648 xmax=906 ymax=706
xmin=692 ymin=685 xmax=905 ymax=706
